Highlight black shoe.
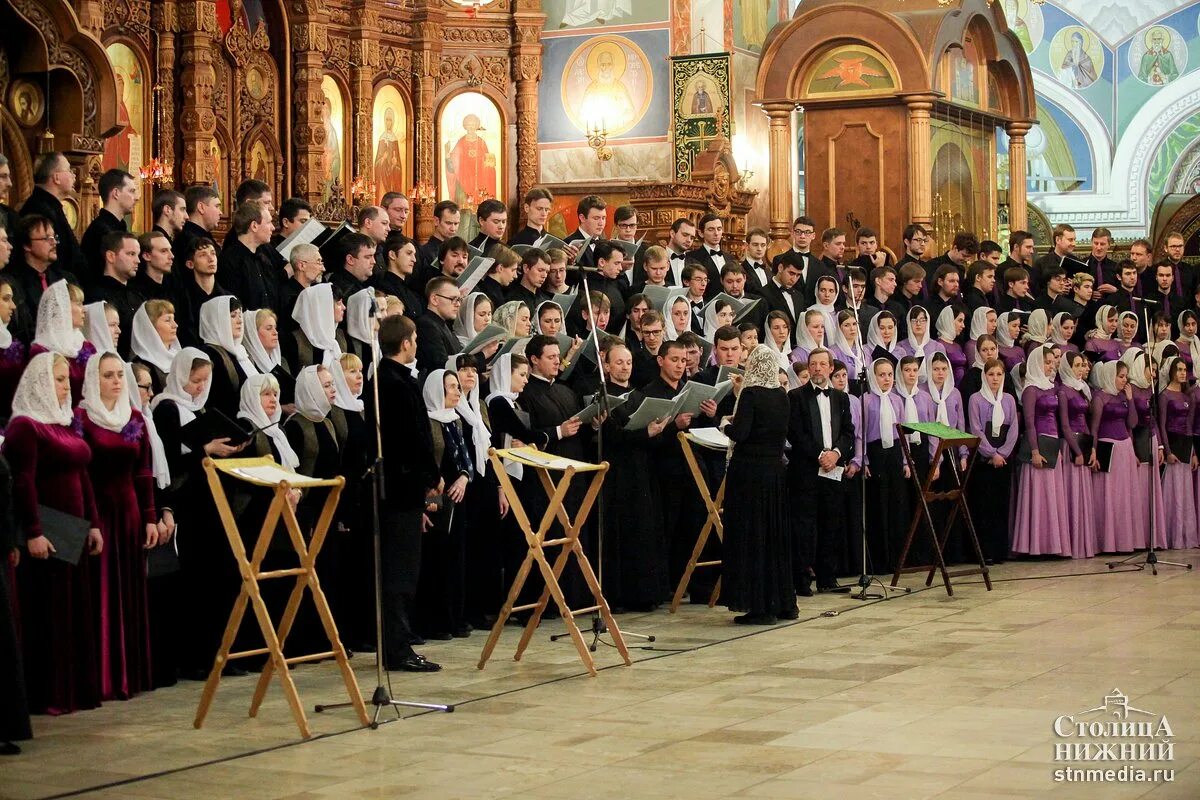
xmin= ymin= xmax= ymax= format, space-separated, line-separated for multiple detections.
xmin=796 ymin=577 xmax=814 ymax=597
xmin=778 ymin=606 xmax=799 ymax=620
xmin=452 ymin=624 xmax=473 ymax=638
xmin=424 ymin=631 xmax=454 ymax=641
xmin=733 ymin=613 xmax=777 ymax=625
xmin=393 ymin=654 xmax=442 ymax=672
xmin=816 ymin=580 xmax=841 ymax=592
xmin=0 ymin=741 xmax=21 ymax=756
xmin=345 ymin=640 xmax=376 ymax=654
xmin=409 ymin=634 xmax=426 ymax=646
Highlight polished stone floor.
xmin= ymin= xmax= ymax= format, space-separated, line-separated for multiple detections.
xmin=3 ymin=554 xmax=1198 ymax=799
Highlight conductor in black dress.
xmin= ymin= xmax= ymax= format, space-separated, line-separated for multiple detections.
xmin=787 ymin=348 xmax=854 ymax=594
xmin=369 ymin=314 xmax=441 ymax=672
xmin=719 ymin=344 xmax=797 ymax=625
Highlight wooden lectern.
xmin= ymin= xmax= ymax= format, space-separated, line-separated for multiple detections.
xmin=193 ymin=457 xmax=368 ymax=738
xmin=670 ymin=430 xmax=727 ymax=612
xmin=478 ymin=446 xmax=631 ymax=676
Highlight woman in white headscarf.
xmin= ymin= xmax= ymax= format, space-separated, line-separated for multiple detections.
xmin=897 ymin=305 xmax=945 ymax=365
xmin=455 ymin=292 xmax=493 ymax=344
xmin=935 ymin=304 xmax=967 ymax=384
xmin=663 ymin=290 xmax=692 ymax=342
xmin=4 ymin=351 xmax=104 ymax=714
xmin=789 ymin=309 xmax=827 ymax=365
xmin=829 ymin=309 xmax=866 ymax=396
xmin=1084 ymin=304 xmax=1122 ymax=363
xmin=862 ymin=355 xmax=909 ymax=574
xmin=420 ymin=368 xmax=475 ymax=639
xmin=1119 ymin=347 xmax=1167 ymax=549
xmin=1115 ymin=310 xmax=1139 ymax=358
xmin=31 ymin=281 xmax=94 ymax=402
xmin=148 ymin=347 xmax=244 ymax=679
xmin=1088 ymin=360 xmax=1146 ymax=553
xmin=1174 ymin=310 xmax=1200 ymax=379
xmin=966 ymin=354 xmax=1018 ymax=563
xmin=1010 ymin=345 xmax=1071 ymax=557
xmin=702 ymin=297 xmax=735 ymax=340
xmin=344 ymin=288 xmax=379 ymax=373
xmin=285 ymin=283 xmax=346 ymax=370
xmin=1022 ymin=308 xmax=1051 ymax=353
xmin=865 ymin=309 xmax=900 ymax=357
xmin=717 ymin=344 xmax=795 ymax=625
xmin=1056 ymin=351 xmax=1096 ymax=559
xmin=243 ymin=308 xmax=294 ymax=407
xmin=129 ymin=300 xmax=180 ymax=393
xmin=77 ymin=351 xmax=163 ymax=699
xmin=198 ymin=295 xmax=259 ymax=417
xmin=963 ymin=306 xmax=996 ymax=368
xmin=0 ymin=274 xmax=28 ymax=423
xmin=1157 ymin=355 xmax=1198 ymax=550
xmin=283 ymin=365 xmax=343 ymax=523
xmin=1048 ymin=312 xmax=1078 ymax=356
xmin=84 ymin=302 xmax=120 ymax=355
xmin=995 ymin=311 xmax=1026 ymax=371
xmin=238 ymin=373 xmax=298 ymax=471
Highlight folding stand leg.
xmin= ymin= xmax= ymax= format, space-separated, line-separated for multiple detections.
xmin=671 ymin=435 xmax=725 ymax=612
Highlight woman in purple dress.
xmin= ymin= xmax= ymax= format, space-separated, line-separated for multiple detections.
xmin=789 ymin=310 xmax=827 ymax=365
xmin=830 ymin=310 xmax=867 ymax=396
xmin=1011 ymin=346 xmax=1071 ymax=557
xmin=896 ymin=306 xmax=945 ymax=365
xmin=1115 ymin=312 xmax=1140 ymax=359
xmin=935 ymin=306 xmax=967 ymax=384
xmin=1089 ymin=361 xmax=1145 ymax=552
xmin=1049 ymin=313 xmax=1079 ymax=358
xmin=1023 ymin=309 xmax=1050 ymax=355
xmin=808 ymin=275 xmax=840 ymax=337
xmin=963 ymin=306 xmax=996 ymax=367
xmin=924 ymin=351 xmax=969 ymax=564
xmin=895 ymin=355 xmax=934 ymax=479
xmin=1119 ymin=348 xmax=1167 ymax=548
xmin=0 ymin=276 xmax=27 ymax=424
xmin=5 ymin=352 xmax=104 ymax=714
xmin=863 ymin=357 xmax=909 ymax=574
xmin=995 ymin=312 xmax=1025 ymax=371
xmin=967 ymin=359 xmax=1018 ymax=564
xmin=30 ymin=281 xmax=95 ymax=404
xmin=1175 ymin=310 xmax=1198 ymax=379
xmin=1084 ymin=305 xmax=1122 ymax=363
xmin=1157 ymin=356 xmax=1197 ymax=550
xmin=76 ymin=352 xmax=159 ymax=700
xmin=1056 ymin=352 xmax=1096 ymax=558
xmin=866 ymin=311 xmax=901 ymax=361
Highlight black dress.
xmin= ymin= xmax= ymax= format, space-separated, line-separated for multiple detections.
xmin=0 ymin=453 xmax=32 ymax=743
xmin=721 ymin=386 xmax=795 ymax=618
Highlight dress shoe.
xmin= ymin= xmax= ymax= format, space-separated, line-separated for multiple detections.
xmin=452 ymin=624 xmax=473 ymax=638
xmin=393 ymin=654 xmax=442 ymax=672
xmin=0 ymin=741 xmax=22 ymax=756
xmin=733 ymin=613 xmax=777 ymax=625
xmin=424 ymin=631 xmax=454 ymax=641
xmin=796 ymin=576 xmax=813 ymax=597
xmin=816 ymin=580 xmax=841 ymax=592
xmin=778 ymin=606 xmax=799 ymax=620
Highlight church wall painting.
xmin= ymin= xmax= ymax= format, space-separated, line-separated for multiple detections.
xmin=102 ymin=41 xmax=148 ymax=228
xmin=801 ymin=45 xmax=898 ymax=98
xmin=1127 ymin=25 xmax=1187 ymax=88
xmin=732 ymin=0 xmax=779 ymax=54
xmin=372 ymin=85 xmax=409 ymax=204
xmin=248 ymin=139 xmax=273 ymax=185
xmin=1048 ymin=26 xmax=1104 ymax=90
xmin=438 ymin=91 xmax=502 ymax=243
xmin=1002 ymin=0 xmax=1045 ymax=54
xmin=319 ymin=76 xmax=347 ymax=203
xmin=541 ymin=0 xmax=668 ymax=32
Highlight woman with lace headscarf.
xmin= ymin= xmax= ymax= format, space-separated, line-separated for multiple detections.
xmin=76 ymin=351 xmax=160 ymax=700
xmin=1157 ymin=355 xmax=1198 ymax=550
xmin=30 ymin=281 xmax=94 ymax=402
xmin=1084 ymin=304 xmax=1122 ymax=363
xmin=4 ymin=352 xmax=103 ymax=714
xmin=1119 ymin=348 xmax=1167 ymax=549
xmin=1088 ymin=360 xmax=1145 ymax=553
xmin=717 ymin=344 xmax=795 ymax=626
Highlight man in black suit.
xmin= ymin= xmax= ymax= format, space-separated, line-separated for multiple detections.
xmin=87 ymin=231 xmax=144 ymax=356
xmin=1034 ymin=264 xmax=1077 ymax=317
xmin=1143 ymin=261 xmax=1182 ymax=330
xmin=610 ymin=204 xmax=646 ymax=283
xmin=357 ymin=204 xmax=391 ymax=278
xmin=150 ymin=188 xmax=186 ymax=244
xmin=469 ymin=198 xmax=508 ymax=253
xmin=741 ymin=228 xmax=772 ymax=296
xmin=1029 ymin=223 xmax=1075 ymax=297
xmin=922 ymin=231 xmax=977 ymax=293
xmin=759 ymin=258 xmax=804 ymax=346
xmin=895 ymin=223 xmax=930 ymax=272
xmin=719 ymin=264 xmax=767 ymax=332
xmin=1084 ymin=226 xmax=1119 ymax=299
xmin=787 ymin=347 xmax=854 ymax=593
xmin=328 ymin=231 xmax=376 ymax=301
xmin=818 ymin=227 xmax=849 ymax=287
xmin=132 ymin=230 xmax=177 ymax=302
xmin=849 ymin=227 xmax=893 ymax=271
xmin=685 ymin=213 xmax=729 ymax=299
xmin=1162 ymin=231 xmax=1196 ymax=300
xmin=20 ymin=152 xmax=86 ymax=278
xmin=771 ymin=215 xmax=819 ymax=303
xmin=886 ymin=262 xmax=926 ymax=338
xmin=925 ymin=263 xmax=962 ymax=325
xmin=7 ymin=214 xmax=75 ymax=343
xmin=217 ymin=200 xmax=278 ymax=310
xmin=995 ymin=264 xmax=1035 ymax=315
xmin=0 ymin=153 xmax=15 ymax=238
xmin=80 ymin=168 xmax=138 ymax=290
xmin=418 ymin=200 xmax=460 ymax=280
xmin=564 ymin=195 xmax=608 ymax=268
xmin=509 ymin=187 xmax=553 ymax=246
xmin=507 ymin=247 xmax=552 ymax=310
xmin=962 ymin=260 xmax=996 ymax=313
xmin=369 ymin=314 xmax=441 ymax=672
xmin=415 ymin=276 xmax=463 ymax=375
xmin=662 ymin=217 xmax=697 ymax=287
xmin=174 ymin=185 xmax=223 ymax=265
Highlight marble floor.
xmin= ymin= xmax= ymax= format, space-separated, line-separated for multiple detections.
xmin=3 ymin=554 xmax=1199 ymax=799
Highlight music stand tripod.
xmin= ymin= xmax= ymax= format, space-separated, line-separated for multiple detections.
xmin=1105 ymin=302 xmax=1192 ymax=576
xmin=315 ymin=316 xmax=455 ymax=727
xmin=549 ymin=250 xmax=655 ymax=651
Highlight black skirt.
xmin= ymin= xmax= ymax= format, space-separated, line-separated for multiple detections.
xmin=722 ymin=453 xmax=794 ymax=616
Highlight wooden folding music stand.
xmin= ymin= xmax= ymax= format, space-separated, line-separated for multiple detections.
xmin=478 ymin=446 xmax=630 ymax=676
xmin=670 ymin=430 xmax=727 ymax=613
xmin=893 ymin=423 xmax=992 ymax=596
xmin=194 ymin=457 xmax=368 ymax=738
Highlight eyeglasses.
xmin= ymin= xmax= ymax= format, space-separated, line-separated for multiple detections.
xmin=793 ymin=229 xmax=815 ymax=236
xmin=436 ymin=294 xmax=463 ymax=305
xmin=642 ymin=328 xmax=664 ymax=336
xmin=31 ymin=235 xmax=60 ymax=243
xmin=137 ymin=383 xmax=153 ymax=392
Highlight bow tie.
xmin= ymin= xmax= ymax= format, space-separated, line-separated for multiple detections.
xmin=670 ymin=253 xmax=685 ymax=261
xmin=814 ymin=387 xmax=830 ymax=397
xmin=708 ymin=249 xmax=722 ymax=256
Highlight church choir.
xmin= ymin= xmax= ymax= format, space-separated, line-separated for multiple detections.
xmin=2 ymin=155 xmax=1200 ymax=755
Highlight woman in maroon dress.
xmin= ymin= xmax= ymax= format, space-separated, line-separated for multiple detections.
xmin=30 ymin=281 xmax=95 ymax=403
xmin=77 ymin=352 xmax=160 ymax=700
xmin=5 ymin=352 xmax=104 ymax=714
xmin=0 ymin=276 xmax=27 ymax=424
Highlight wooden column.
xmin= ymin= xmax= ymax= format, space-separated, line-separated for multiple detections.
xmin=151 ymin=1 xmax=178 ymax=185
xmin=903 ymin=94 xmax=936 ymax=229
xmin=290 ymin=10 xmax=330 ymax=203
xmin=512 ymin=2 xmax=546 ymax=216
xmin=177 ymin=1 xmax=218 ymax=188
xmin=75 ymin=0 xmax=103 ymax=37
xmin=350 ymin=2 xmax=381 ymax=201
xmin=1005 ymin=121 xmax=1031 ymax=235
xmin=411 ymin=2 xmax=446 ymax=242
xmin=762 ymin=101 xmax=796 ymax=250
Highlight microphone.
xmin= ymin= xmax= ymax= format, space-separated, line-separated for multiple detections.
xmin=1132 ymin=296 xmax=1160 ymax=305
xmin=563 ymin=264 xmax=601 ymax=272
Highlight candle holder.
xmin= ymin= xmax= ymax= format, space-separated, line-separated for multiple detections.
xmin=586 ymin=122 xmax=613 ymax=162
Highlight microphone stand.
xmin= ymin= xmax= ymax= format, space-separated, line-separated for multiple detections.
xmin=1106 ymin=300 xmax=1191 ymax=575
xmin=846 ymin=290 xmax=909 ymax=601
xmin=549 ymin=252 xmax=655 ymax=651
xmin=315 ymin=307 xmax=454 ymax=727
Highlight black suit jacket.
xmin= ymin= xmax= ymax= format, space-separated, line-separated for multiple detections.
xmin=86 ymin=275 xmax=145 ymax=357
xmin=218 ymin=237 xmax=279 ymax=311
xmin=369 ymin=358 xmax=439 ymax=511
xmin=771 ymin=249 xmax=822 ymax=305
xmin=741 ymin=260 xmax=773 ymax=297
xmin=79 ymin=208 xmax=127 ymax=289
xmin=21 ymin=186 xmax=86 ymax=279
xmin=684 ymin=247 xmax=728 ymax=300
xmin=508 ymin=226 xmax=544 ymax=247
xmin=787 ymin=383 xmax=854 ymax=473
xmin=759 ymin=279 xmax=802 ymax=346
xmin=415 ymin=308 xmax=460 ymax=376
xmin=172 ymin=219 xmax=219 ymax=265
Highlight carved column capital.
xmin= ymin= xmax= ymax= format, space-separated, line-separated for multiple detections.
xmin=178 ymin=0 xmax=218 ymax=188
xmin=760 ymin=100 xmax=796 ymax=248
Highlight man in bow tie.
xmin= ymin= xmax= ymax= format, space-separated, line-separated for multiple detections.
xmin=741 ymin=228 xmax=772 ymax=296
xmin=685 ymin=212 xmax=728 ymax=300
xmin=664 ymin=217 xmax=696 ymax=287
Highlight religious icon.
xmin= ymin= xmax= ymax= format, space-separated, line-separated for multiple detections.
xmin=562 ymin=36 xmax=653 ymax=136
xmin=372 ymin=86 xmax=408 ymax=203
xmin=1050 ymin=27 xmax=1101 ymax=91
xmin=805 ymin=46 xmax=896 ymax=96
xmin=102 ymin=43 xmax=147 ymax=225
xmin=9 ymin=79 xmax=44 ymax=128
xmin=1001 ymin=0 xmax=1044 ymax=54
xmin=210 ymin=140 xmax=225 ymax=209
xmin=249 ymin=140 xmax=271 ymax=184
xmin=442 ymin=109 xmax=498 ymax=205
xmin=1129 ymin=25 xmax=1186 ymax=88
xmin=246 ymin=66 xmax=269 ymax=101
xmin=691 ymin=80 xmax=714 ymax=114
xmin=559 ymin=0 xmax=632 ymax=29
xmin=319 ymin=76 xmax=345 ymax=202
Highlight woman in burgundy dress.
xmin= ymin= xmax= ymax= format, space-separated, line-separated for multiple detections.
xmin=5 ymin=352 xmax=104 ymax=714
xmin=30 ymin=281 xmax=95 ymax=403
xmin=0 ymin=276 xmax=27 ymax=424
xmin=77 ymin=352 xmax=160 ymax=700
